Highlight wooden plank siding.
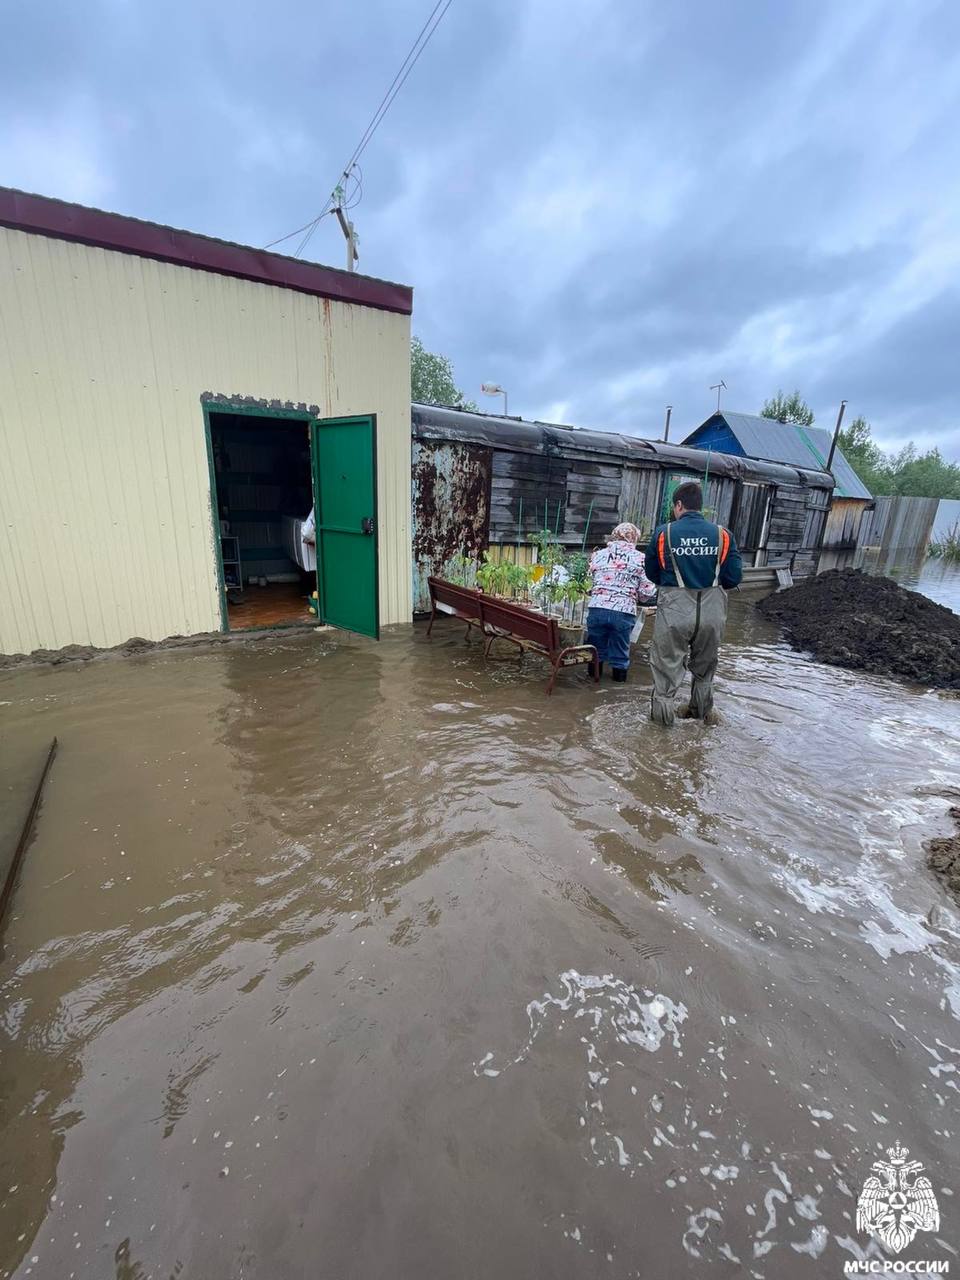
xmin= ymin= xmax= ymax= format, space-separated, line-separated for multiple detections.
xmin=564 ymin=460 xmax=622 ymax=542
xmin=620 ymin=466 xmax=662 ymax=540
xmin=488 ymin=451 xmax=568 ymax=538
xmin=766 ymin=485 xmax=808 ymax=565
xmin=822 ymin=497 xmax=868 ymax=551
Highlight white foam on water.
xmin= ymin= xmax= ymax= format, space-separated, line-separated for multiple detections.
xmin=791 ymin=1225 xmax=829 ymax=1258
xmin=473 ymin=970 xmax=686 ymax=1169
xmin=474 ymin=970 xmax=687 ymax=1079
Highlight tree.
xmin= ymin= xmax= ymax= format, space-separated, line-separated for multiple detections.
xmin=837 ymin=416 xmax=894 ymax=495
xmin=760 ymin=389 xmax=815 ymax=427
xmin=411 ymin=337 xmax=477 ymax=410
xmin=888 ymin=444 xmax=960 ymax=500
xmin=836 ymin=416 xmax=960 ymax=499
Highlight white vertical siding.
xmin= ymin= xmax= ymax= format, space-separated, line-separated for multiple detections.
xmin=0 ymin=228 xmax=412 ymax=653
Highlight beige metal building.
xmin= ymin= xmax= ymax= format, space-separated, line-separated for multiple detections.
xmin=0 ymin=187 xmax=413 ymax=655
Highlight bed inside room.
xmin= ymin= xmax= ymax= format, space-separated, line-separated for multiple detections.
xmin=208 ymin=412 xmax=316 ymax=630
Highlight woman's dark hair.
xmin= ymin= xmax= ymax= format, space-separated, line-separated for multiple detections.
xmin=672 ymin=481 xmax=703 ymax=512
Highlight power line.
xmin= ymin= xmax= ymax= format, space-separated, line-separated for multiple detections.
xmin=343 ymin=0 xmax=452 ymax=182
xmin=292 ymin=0 xmax=453 ymax=258
xmin=293 ymin=166 xmax=361 ymax=259
xmin=265 ymin=0 xmax=455 ymax=257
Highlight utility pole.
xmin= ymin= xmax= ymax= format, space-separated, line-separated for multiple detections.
xmin=663 ymin=405 xmax=672 ymax=442
xmin=334 ymin=206 xmax=359 ymax=272
xmin=825 ymin=399 xmax=847 ymax=472
xmin=709 ymin=379 xmax=727 ymax=413
xmin=330 ymin=180 xmax=359 ymax=272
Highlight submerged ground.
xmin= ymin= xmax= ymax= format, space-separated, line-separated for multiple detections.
xmin=1 ymin=599 xmax=958 ymax=1279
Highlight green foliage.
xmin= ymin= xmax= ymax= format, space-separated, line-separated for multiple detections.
xmin=761 ymin=389 xmax=815 ymax=427
xmin=837 ymin=416 xmax=960 ymax=499
xmin=476 ymin=551 xmax=509 ymax=596
xmin=929 ymin=523 xmax=960 ymax=561
xmin=503 ymin=561 xmax=529 ymax=596
xmin=836 ymin=415 xmax=895 ymax=495
xmin=887 ymin=444 xmax=960 ymax=500
xmin=476 ymin=552 xmax=532 ymax=599
xmin=560 ymin=577 xmax=589 ymax=605
xmin=528 ymin=527 xmax=562 ymax=573
xmin=564 ymin=551 xmax=590 ymax=587
xmin=446 ymin=554 xmax=476 ymax=587
xmin=411 ymin=337 xmax=477 ymax=410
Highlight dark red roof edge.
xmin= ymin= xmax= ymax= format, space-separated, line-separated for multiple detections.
xmin=0 ymin=186 xmax=413 ymax=316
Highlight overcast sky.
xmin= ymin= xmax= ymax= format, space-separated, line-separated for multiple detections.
xmin=4 ymin=0 xmax=959 ymax=459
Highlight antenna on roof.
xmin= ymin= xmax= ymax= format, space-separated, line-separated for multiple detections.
xmin=709 ymin=379 xmax=727 ymax=413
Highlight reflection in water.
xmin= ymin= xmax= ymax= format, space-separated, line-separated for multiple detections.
xmin=0 ymin=607 xmax=958 ymax=1278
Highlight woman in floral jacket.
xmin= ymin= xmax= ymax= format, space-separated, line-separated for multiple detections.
xmin=586 ymin=522 xmax=656 ymax=682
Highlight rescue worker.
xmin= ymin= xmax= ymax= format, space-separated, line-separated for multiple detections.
xmin=586 ymin=522 xmax=656 ymax=683
xmin=643 ymin=481 xmax=742 ymax=725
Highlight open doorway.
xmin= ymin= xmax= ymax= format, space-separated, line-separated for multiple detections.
xmin=207 ymin=410 xmax=316 ymax=630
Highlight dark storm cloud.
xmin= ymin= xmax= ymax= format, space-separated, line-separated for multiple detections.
xmin=3 ymin=0 xmax=959 ymax=457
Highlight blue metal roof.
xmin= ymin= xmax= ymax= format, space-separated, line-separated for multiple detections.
xmin=682 ymin=411 xmax=872 ymax=500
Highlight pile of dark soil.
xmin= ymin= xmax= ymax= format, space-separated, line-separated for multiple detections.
xmin=758 ymin=568 xmax=960 ymax=689
xmin=927 ymin=807 xmax=960 ymax=898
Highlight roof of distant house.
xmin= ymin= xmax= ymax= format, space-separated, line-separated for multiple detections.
xmin=0 ymin=186 xmax=413 ymax=315
xmin=681 ymin=410 xmax=872 ymax=500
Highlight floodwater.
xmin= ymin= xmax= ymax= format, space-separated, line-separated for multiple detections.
xmin=865 ymin=550 xmax=960 ymax=616
xmin=1 ymin=601 xmax=959 ymax=1279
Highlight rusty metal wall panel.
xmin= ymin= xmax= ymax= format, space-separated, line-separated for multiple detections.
xmin=411 ymin=440 xmax=492 ymax=611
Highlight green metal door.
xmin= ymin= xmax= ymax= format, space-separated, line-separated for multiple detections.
xmin=310 ymin=415 xmax=379 ymax=639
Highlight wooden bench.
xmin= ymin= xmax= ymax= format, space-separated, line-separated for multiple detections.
xmin=427 ymin=576 xmax=598 ymax=695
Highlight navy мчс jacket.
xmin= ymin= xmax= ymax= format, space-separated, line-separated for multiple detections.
xmin=643 ymin=511 xmax=743 ymax=590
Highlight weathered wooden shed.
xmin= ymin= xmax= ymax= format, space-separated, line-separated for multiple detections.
xmin=0 ymin=187 xmax=414 ymax=655
xmin=411 ymin=405 xmax=836 ymax=611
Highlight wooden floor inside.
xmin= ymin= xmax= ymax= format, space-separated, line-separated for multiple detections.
xmin=228 ymin=582 xmax=314 ymax=631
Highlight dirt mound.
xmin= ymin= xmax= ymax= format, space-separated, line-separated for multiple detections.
xmin=0 ymin=627 xmax=312 ymax=671
xmin=758 ymin=568 xmax=960 ymax=689
xmin=926 ymin=807 xmax=960 ymax=898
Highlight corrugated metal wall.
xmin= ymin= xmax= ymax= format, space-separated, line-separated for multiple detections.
xmin=0 ymin=228 xmax=411 ymax=653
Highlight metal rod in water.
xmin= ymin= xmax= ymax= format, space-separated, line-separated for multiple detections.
xmin=0 ymin=737 xmax=58 ymax=927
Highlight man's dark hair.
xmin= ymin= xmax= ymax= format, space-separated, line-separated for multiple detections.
xmin=672 ymin=481 xmax=703 ymax=512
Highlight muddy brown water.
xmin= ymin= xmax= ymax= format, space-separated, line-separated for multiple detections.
xmin=1 ymin=599 xmax=959 ymax=1279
